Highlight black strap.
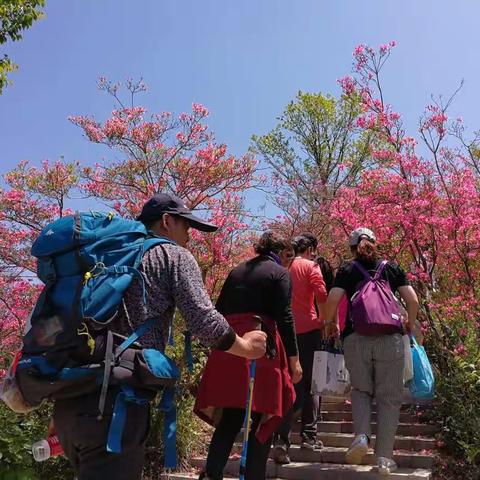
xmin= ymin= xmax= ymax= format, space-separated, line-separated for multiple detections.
xmin=97 ymin=330 xmax=114 ymax=419
xmin=253 ymin=315 xmax=277 ymax=360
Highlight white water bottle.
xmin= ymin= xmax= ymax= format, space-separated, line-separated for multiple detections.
xmin=32 ymin=434 xmax=64 ymax=462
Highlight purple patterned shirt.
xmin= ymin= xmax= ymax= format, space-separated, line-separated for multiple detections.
xmin=116 ymin=243 xmax=235 ymax=352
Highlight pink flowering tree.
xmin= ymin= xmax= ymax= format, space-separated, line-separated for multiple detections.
xmin=258 ymin=42 xmax=480 ymax=462
xmin=70 ymin=78 xmax=257 ymax=297
xmin=0 ymin=159 xmax=79 ymax=372
xmin=0 ymin=80 xmax=257 ymax=373
xmin=334 ymin=43 xmax=480 ymax=338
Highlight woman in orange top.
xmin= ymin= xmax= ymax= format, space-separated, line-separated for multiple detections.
xmin=273 ymin=234 xmax=327 ymax=463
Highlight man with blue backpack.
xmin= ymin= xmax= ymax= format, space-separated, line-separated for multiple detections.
xmin=323 ymin=227 xmax=419 ymax=475
xmin=8 ymin=193 xmax=266 ymax=480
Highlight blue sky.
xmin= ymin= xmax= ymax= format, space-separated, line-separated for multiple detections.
xmin=1 ymin=0 xmax=479 ymax=214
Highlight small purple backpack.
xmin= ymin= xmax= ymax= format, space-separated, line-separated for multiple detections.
xmin=350 ymin=260 xmax=402 ymax=336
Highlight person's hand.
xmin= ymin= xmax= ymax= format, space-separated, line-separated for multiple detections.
xmin=289 ymin=357 xmax=303 ymax=384
xmin=242 ymin=330 xmax=267 ymax=359
xmin=323 ymin=321 xmax=340 ymax=339
xmin=400 ymin=312 xmax=409 ymax=333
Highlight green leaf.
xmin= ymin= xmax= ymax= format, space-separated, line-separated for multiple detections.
xmin=0 ymin=0 xmax=45 ymax=93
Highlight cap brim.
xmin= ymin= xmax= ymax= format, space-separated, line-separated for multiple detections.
xmin=178 ymin=212 xmax=218 ymax=232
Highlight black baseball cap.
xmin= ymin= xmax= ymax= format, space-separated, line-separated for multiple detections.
xmin=137 ymin=193 xmax=218 ymax=232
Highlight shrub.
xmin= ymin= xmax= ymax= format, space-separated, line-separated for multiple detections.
xmin=0 ymin=402 xmax=73 ymax=480
xmin=423 ymin=304 xmax=480 ymax=469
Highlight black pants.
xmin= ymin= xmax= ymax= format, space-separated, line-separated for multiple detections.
xmin=275 ymin=329 xmax=321 ymax=445
xmin=205 ymin=408 xmax=272 ymax=480
xmin=53 ymin=388 xmax=150 ymax=480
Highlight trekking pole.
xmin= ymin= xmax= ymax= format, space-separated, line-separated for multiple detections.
xmin=239 ymin=358 xmax=256 ymax=480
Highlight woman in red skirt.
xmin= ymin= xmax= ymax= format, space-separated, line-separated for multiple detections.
xmin=195 ymin=231 xmax=302 ymax=480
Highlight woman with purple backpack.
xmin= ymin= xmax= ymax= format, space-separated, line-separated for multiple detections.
xmin=323 ymin=228 xmax=419 ymax=475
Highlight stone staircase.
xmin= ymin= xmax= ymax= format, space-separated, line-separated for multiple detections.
xmin=166 ymin=397 xmax=438 ymax=480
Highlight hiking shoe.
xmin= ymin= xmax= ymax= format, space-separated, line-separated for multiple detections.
xmin=272 ymin=440 xmax=290 ymax=465
xmin=300 ymin=437 xmax=323 ymax=450
xmin=377 ymin=457 xmax=398 ymax=475
xmin=345 ymin=434 xmax=369 ymax=464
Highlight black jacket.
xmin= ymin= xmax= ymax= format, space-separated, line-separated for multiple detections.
xmin=216 ymin=255 xmax=298 ymax=357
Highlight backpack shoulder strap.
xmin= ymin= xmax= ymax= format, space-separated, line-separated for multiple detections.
xmin=116 ymin=318 xmax=156 ymax=357
xmin=142 ymin=235 xmax=175 ymax=255
xmin=373 ymin=260 xmax=389 ymax=281
xmin=352 ymin=260 xmax=372 ymax=280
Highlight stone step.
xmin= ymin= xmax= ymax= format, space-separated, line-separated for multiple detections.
xmin=320 ymin=411 xmax=417 ymax=423
xmin=235 ymin=431 xmax=437 ymax=451
xmin=323 ymin=396 xmax=351 ymax=403
xmin=321 ymin=393 xmax=431 ymax=406
xmin=321 ymin=396 xmax=415 ymax=405
xmin=190 ymin=459 xmax=432 ymax=479
xmin=322 ymin=402 xmax=353 ymax=412
xmin=317 ymin=433 xmax=436 ymax=451
xmin=317 ymin=422 xmax=439 ymax=436
xmin=266 ymin=445 xmax=434 ymax=469
xmin=165 ymin=476 xmax=252 ymax=480
xmin=321 ymin=403 xmax=423 ymax=414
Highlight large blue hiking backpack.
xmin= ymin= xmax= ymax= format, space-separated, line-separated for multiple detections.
xmin=8 ymin=211 xmax=180 ymax=467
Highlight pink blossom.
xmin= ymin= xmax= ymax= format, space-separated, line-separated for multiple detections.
xmin=458 ymin=328 xmax=468 ymax=337
xmin=176 ymin=132 xmax=186 ymax=142
xmin=380 ymin=44 xmax=389 ymax=54
xmin=453 ymin=343 xmax=467 ymax=357
xmin=338 ymin=76 xmax=356 ymax=96
xmin=353 ymin=44 xmax=365 ymax=57
xmin=192 ymin=103 xmax=209 ymax=116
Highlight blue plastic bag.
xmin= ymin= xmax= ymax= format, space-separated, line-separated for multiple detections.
xmin=409 ymin=337 xmax=435 ymax=399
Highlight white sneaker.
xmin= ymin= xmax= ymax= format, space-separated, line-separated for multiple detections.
xmin=345 ymin=434 xmax=369 ymax=464
xmin=377 ymin=457 xmax=398 ymax=475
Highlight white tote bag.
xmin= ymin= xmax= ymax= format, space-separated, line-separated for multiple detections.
xmin=403 ymin=334 xmax=414 ymax=382
xmin=311 ymin=350 xmax=351 ymax=397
